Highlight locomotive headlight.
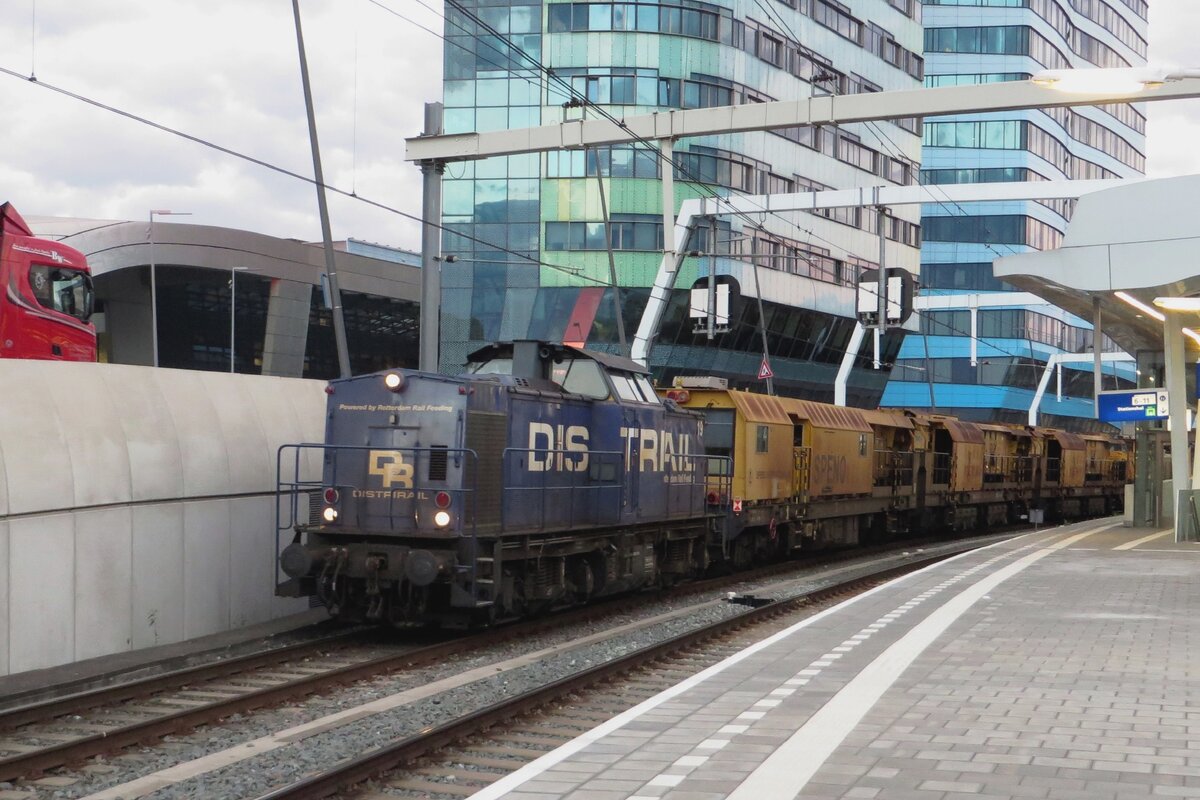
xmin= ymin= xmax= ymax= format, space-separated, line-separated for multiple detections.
xmin=322 ymin=506 xmax=339 ymax=523
xmin=433 ymin=510 xmax=452 ymax=528
xmin=383 ymin=372 xmax=404 ymax=392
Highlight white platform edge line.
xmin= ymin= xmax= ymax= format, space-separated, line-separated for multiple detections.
xmin=466 ymin=524 xmax=1097 ymax=800
xmin=1113 ymin=528 xmax=1173 ymax=550
xmin=724 ymin=524 xmax=1112 ymax=800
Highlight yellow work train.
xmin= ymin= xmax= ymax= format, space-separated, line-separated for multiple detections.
xmin=661 ymin=377 xmax=1130 ymax=565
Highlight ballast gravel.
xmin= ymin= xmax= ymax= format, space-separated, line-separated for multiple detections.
xmin=29 ymin=540 xmax=987 ymax=800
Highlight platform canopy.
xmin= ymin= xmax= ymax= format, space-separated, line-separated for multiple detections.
xmin=995 ymin=174 xmax=1200 ymax=354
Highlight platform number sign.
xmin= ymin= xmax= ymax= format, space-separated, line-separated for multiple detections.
xmin=1097 ymin=389 xmax=1170 ymax=422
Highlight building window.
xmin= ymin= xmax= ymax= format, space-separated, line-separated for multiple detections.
xmin=921 ymin=214 xmax=1064 ymax=250
xmin=544 ymin=217 xmax=664 ymax=251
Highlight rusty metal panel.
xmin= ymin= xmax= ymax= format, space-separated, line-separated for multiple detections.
xmin=950 ymin=443 xmax=984 ymax=492
xmin=736 ymin=416 xmax=793 ymax=501
xmin=779 ymin=397 xmax=872 ymax=433
xmin=807 ymin=428 xmax=873 ymax=497
xmin=728 ymin=390 xmax=790 ymax=425
xmin=943 ymin=420 xmax=984 ymax=445
xmin=1060 ymin=449 xmax=1087 ymax=486
xmin=1053 ymin=431 xmax=1087 ymax=451
xmin=860 ymin=409 xmax=914 ymax=430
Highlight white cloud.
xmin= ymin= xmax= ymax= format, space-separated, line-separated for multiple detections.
xmin=0 ymin=0 xmax=441 ymax=248
xmin=1146 ymin=3 xmax=1200 ymax=178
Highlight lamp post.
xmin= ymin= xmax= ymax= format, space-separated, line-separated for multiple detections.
xmin=1032 ymin=66 xmax=1200 ymax=93
xmin=148 ymin=210 xmax=191 ymax=367
xmin=230 ymin=267 xmax=257 ymax=373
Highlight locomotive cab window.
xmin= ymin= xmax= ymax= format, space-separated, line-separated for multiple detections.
xmin=634 ymin=375 xmax=660 ymax=404
xmin=29 ymin=264 xmax=94 ymax=322
xmin=549 ymin=358 xmax=609 ymax=399
xmin=466 ymin=357 xmax=512 ymax=375
xmin=756 ymin=425 xmax=769 ymax=453
xmin=612 ymin=373 xmax=656 ymax=403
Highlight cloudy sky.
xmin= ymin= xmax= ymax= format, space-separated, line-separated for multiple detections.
xmin=0 ymin=0 xmax=1195 ymax=253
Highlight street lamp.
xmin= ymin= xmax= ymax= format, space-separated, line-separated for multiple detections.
xmin=148 ymin=209 xmax=191 ymax=367
xmin=1033 ymin=66 xmax=1200 ymax=94
xmin=1153 ymin=296 xmax=1200 ymax=313
xmin=230 ymin=267 xmax=258 ymax=373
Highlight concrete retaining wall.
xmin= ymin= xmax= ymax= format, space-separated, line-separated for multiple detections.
xmin=0 ymin=361 xmax=326 ymax=676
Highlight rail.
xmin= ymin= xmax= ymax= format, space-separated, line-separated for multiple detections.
xmin=251 ymin=547 xmax=970 ymax=800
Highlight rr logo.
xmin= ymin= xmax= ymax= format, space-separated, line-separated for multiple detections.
xmin=368 ymin=450 xmax=414 ymax=489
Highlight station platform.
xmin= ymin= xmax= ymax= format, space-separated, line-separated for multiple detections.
xmin=473 ymin=519 xmax=1200 ymax=800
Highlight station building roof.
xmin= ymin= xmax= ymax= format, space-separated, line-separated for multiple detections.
xmin=26 ymin=216 xmax=421 ymax=302
xmin=995 ymin=174 xmax=1200 ymax=355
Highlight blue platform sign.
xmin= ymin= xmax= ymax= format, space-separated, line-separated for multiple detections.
xmin=1097 ymin=389 xmax=1169 ymax=422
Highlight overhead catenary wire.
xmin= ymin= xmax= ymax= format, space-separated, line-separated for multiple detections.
xmin=427 ymin=0 xmax=1067 ymax=369
xmin=0 ymin=56 xmax=1072 ymax=387
xmin=435 ymin=0 xmax=844 ymax=258
xmin=0 ymin=21 xmax=1115 ymax=384
xmin=746 ymin=0 xmax=1024 ymax=263
xmin=0 ymin=64 xmax=613 ymax=290
xmin=416 ymin=0 xmax=939 ymax=326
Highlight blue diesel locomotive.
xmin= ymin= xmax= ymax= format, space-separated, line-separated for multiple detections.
xmin=276 ymin=340 xmax=1130 ymax=627
xmin=276 ymin=341 xmax=728 ymax=626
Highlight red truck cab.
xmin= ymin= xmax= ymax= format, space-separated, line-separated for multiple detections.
xmin=0 ymin=202 xmax=96 ymax=361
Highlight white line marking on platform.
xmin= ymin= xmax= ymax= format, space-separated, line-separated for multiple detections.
xmin=461 ymin=523 xmax=1104 ymax=799
xmin=723 ymin=524 xmax=1112 ymax=800
xmin=1114 ymin=529 xmax=1173 ymax=550
xmin=466 ymin=529 xmax=1063 ymax=800
xmin=1133 ymin=547 xmax=1200 ymax=553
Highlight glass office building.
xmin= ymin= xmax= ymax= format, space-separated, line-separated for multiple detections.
xmin=440 ymin=0 xmax=925 ymax=405
xmin=881 ymin=0 xmax=1147 ymax=428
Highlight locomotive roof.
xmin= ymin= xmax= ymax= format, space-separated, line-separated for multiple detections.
xmin=465 ymin=341 xmax=651 ymax=375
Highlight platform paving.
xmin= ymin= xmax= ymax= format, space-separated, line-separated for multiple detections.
xmin=471 ymin=520 xmax=1200 ymax=799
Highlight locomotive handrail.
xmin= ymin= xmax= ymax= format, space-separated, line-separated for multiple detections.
xmin=501 ymin=446 xmax=625 ymax=533
xmin=1045 ymin=456 xmax=1063 ymax=483
xmin=873 ymin=449 xmax=914 ymax=488
xmin=701 ymin=454 xmax=734 ymax=509
xmin=931 ymin=451 xmax=952 ymax=486
xmin=1085 ymin=457 xmax=1128 ymax=482
xmin=274 ymin=443 xmax=481 ymax=590
xmin=982 ymin=453 xmax=1034 ymax=483
xmin=667 ymin=452 xmax=731 ymax=517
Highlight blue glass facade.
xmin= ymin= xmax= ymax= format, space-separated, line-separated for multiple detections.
xmin=881 ymin=0 xmax=1147 ymax=428
xmin=441 ymin=0 xmax=925 ymax=405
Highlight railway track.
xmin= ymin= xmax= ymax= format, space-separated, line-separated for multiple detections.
xmin=0 ymin=533 xmax=1014 ymax=793
xmin=251 ymin=551 xmax=960 ymax=800
xmin=0 ymin=541 xmax=913 ymax=784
